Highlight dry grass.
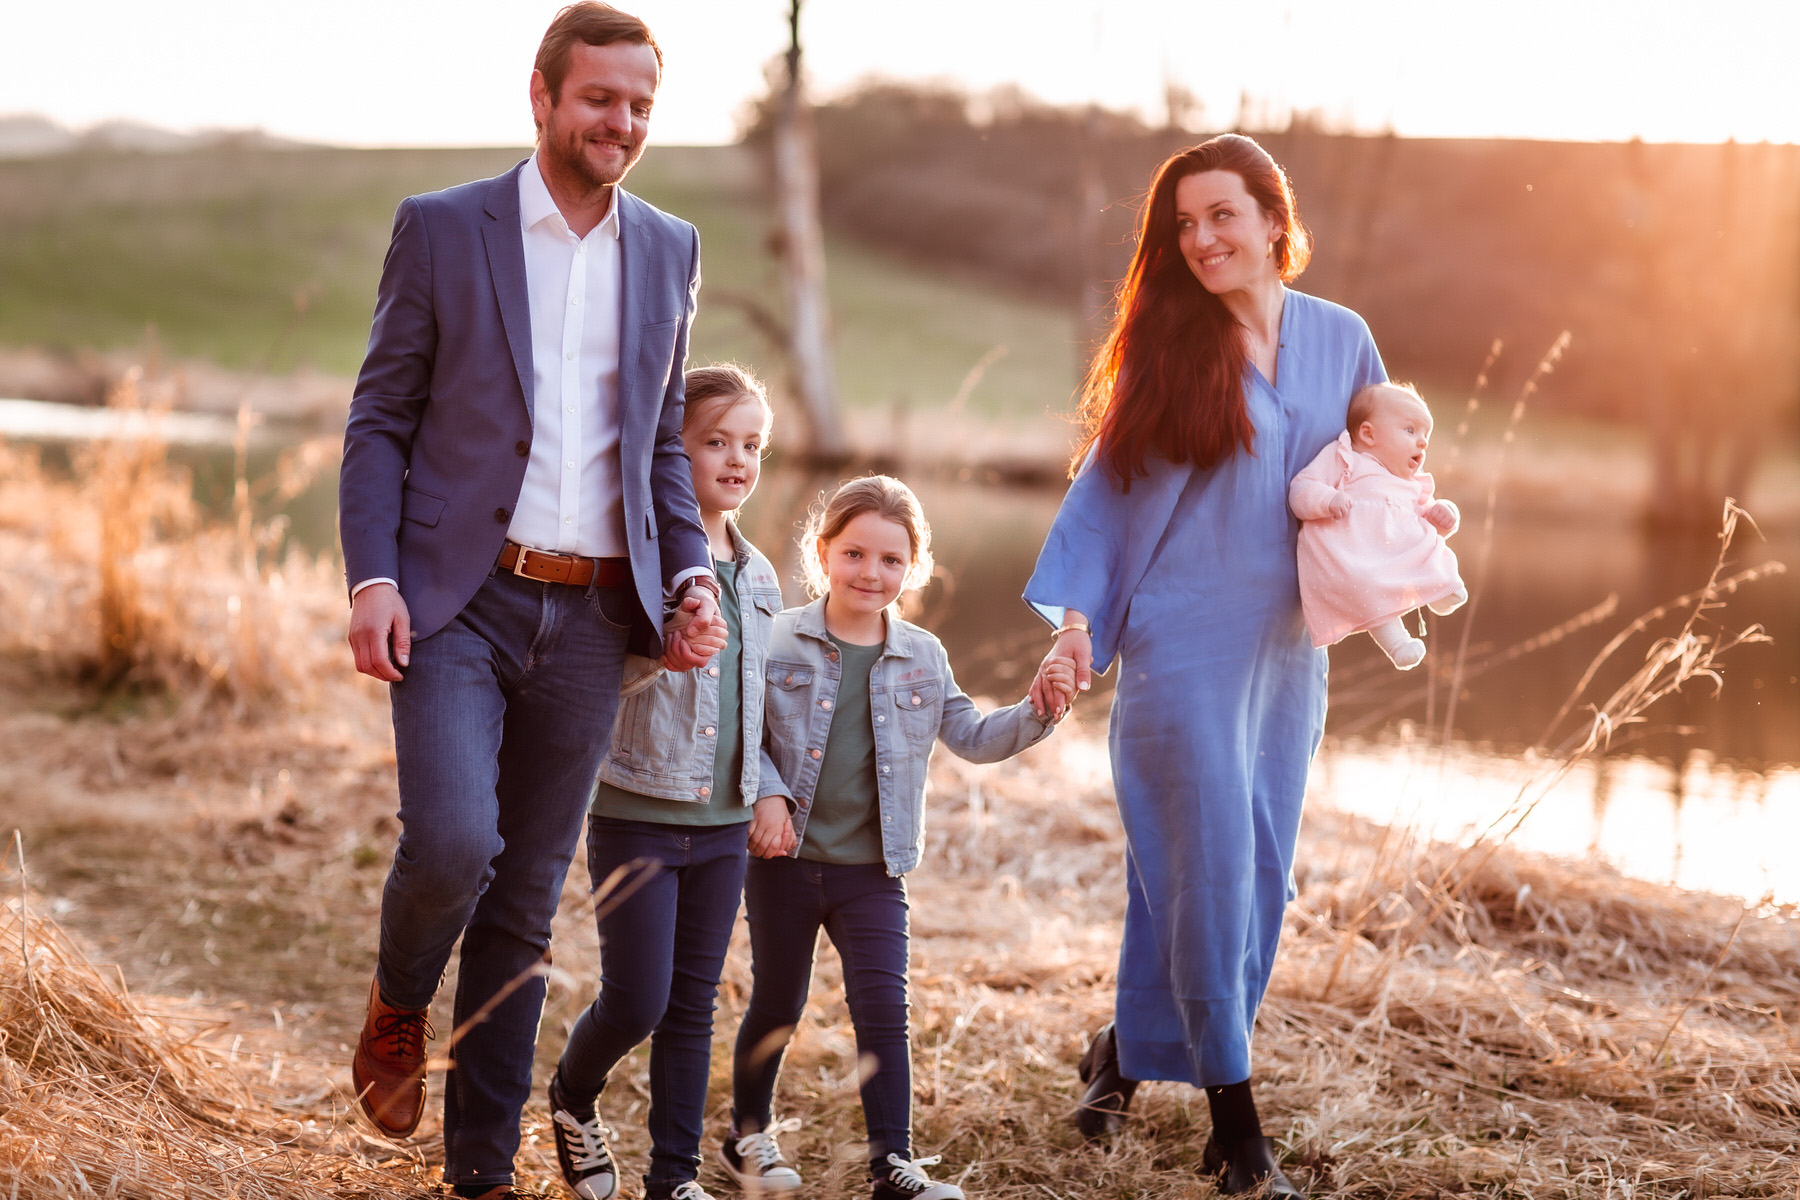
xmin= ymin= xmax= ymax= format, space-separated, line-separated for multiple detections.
xmin=0 ymin=428 xmax=1796 ymax=1197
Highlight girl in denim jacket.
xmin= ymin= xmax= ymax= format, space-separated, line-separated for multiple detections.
xmin=722 ymin=475 xmax=1073 ymax=1200
xmin=548 ymin=365 xmax=792 ymax=1200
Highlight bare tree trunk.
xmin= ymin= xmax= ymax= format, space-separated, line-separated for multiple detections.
xmin=773 ymin=0 xmax=849 ymax=463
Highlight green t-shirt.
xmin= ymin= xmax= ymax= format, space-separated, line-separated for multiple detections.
xmin=590 ymin=558 xmax=751 ymax=827
xmin=797 ymin=633 xmax=886 ymax=865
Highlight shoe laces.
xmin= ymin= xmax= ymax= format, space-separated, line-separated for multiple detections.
xmin=371 ymin=1007 xmax=434 ymax=1060
xmin=883 ymin=1153 xmax=944 ymax=1191
xmin=734 ymin=1116 xmax=801 ymax=1170
xmin=553 ymin=1109 xmax=615 ymax=1173
xmin=668 ymin=1183 xmax=714 ymax=1200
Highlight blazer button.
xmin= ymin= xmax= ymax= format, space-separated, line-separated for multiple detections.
xmin=494 ymin=507 xmax=510 ymax=522
xmin=514 ymin=441 xmax=529 ymax=456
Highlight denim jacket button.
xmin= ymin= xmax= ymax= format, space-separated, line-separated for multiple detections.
xmin=704 ymin=726 xmax=715 ymax=736
xmin=708 ymin=666 xmax=719 ymax=677
xmin=827 ymin=650 xmax=839 ymax=662
xmin=698 ymin=786 xmax=711 ymax=797
xmin=810 ymin=748 xmax=822 ymax=760
xmin=911 ymin=694 xmax=922 ymax=705
xmin=819 ymin=699 xmax=832 ymax=710
xmin=881 ymin=765 xmax=890 ymax=773
xmin=875 ymin=715 xmax=885 ymax=724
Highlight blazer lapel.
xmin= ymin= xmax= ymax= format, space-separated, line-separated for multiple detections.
xmin=615 ymin=189 xmax=648 ymax=431
xmin=482 ymin=168 xmax=535 ymax=423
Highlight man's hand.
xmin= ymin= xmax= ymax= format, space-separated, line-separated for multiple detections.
xmin=662 ymin=589 xmax=724 ymax=671
xmin=348 ymin=583 xmax=411 ymax=682
xmin=748 ymin=794 xmax=797 ymax=859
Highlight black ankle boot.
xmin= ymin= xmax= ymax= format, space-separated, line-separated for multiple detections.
xmin=1073 ymin=1022 xmax=1138 ymax=1140
xmin=1201 ymin=1135 xmax=1304 ymax=1198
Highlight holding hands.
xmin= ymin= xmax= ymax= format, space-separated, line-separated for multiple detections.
xmin=1029 ymin=612 xmax=1094 ymax=721
xmin=662 ymin=587 xmax=726 ymax=670
xmin=748 ymin=794 xmax=797 ymax=858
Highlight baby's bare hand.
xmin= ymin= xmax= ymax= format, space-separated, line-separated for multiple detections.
xmin=1328 ymin=492 xmax=1352 ymax=519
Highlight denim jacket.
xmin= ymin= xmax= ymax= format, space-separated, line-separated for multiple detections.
xmin=597 ymin=521 xmax=785 ymax=805
xmin=758 ymin=597 xmax=1056 ymax=875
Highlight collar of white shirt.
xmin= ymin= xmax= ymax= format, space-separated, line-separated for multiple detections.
xmin=520 ymin=151 xmax=622 ymax=241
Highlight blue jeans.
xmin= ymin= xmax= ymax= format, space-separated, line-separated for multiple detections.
xmin=377 ymin=568 xmax=633 ymax=1189
xmin=732 ymin=856 xmax=912 ymax=1167
xmin=557 ymin=817 xmax=750 ymax=1192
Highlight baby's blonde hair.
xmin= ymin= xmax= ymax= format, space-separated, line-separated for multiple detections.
xmin=1347 ymin=380 xmax=1426 ymax=435
xmin=683 ymin=362 xmax=773 ymax=439
xmin=800 ymin=475 xmax=934 ymax=600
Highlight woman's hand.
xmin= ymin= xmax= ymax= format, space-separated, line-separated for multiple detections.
xmin=1030 ymin=612 xmax=1093 ymax=719
xmin=748 ymin=794 xmax=797 ymax=859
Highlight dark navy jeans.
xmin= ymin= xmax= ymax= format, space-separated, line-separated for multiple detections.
xmin=556 ymin=817 xmax=750 ymax=1193
xmin=378 ymin=568 xmax=633 ymax=1189
xmin=732 ymin=856 xmax=912 ymax=1167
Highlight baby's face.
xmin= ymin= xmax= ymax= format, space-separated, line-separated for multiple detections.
xmin=1357 ymin=394 xmax=1433 ymax=477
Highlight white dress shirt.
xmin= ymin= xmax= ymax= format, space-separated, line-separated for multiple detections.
xmin=511 ymin=151 xmax=628 ymax=558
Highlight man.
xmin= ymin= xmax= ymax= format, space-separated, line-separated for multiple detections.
xmin=338 ymin=6 xmax=720 ymax=1196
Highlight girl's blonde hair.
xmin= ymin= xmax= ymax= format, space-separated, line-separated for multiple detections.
xmin=800 ymin=475 xmax=934 ymax=599
xmin=683 ymin=362 xmax=773 ymax=438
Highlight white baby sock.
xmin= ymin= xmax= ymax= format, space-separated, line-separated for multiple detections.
xmin=1369 ymin=617 xmax=1426 ymax=670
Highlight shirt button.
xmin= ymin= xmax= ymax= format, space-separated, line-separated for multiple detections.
xmin=564 ymin=516 xmax=573 ymax=524
xmin=881 ymin=765 xmax=891 ymax=774
xmin=566 ymin=460 xmax=576 ymax=469
xmin=875 ymin=715 xmax=885 ymax=724
xmin=567 ymin=405 xmax=575 ymax=414
xmin=565 ymin=351 xmax=574 ymax=361
xmin=819 ymin=699 xmax=832 ymax=711
xmin=571 ymin=297 xmax=580 ymax=306
xmin=810 ymin=749 xmax=822 ymax=760
xmin=514 ymin=441 xmax=528 ymax=456
xmin=494 ymin=508 xmax=509 ymax=522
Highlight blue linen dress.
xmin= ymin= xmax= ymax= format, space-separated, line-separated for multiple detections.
xmin=1025 ymin=289 xmax=1384 ymax=1087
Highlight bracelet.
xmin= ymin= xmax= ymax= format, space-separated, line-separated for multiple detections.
xmin=1051 ymin=622 xmax=1092 ymax=641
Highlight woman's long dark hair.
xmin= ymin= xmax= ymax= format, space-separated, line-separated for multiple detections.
xmin=1073 ymin=134 xmax=1311 ymax=486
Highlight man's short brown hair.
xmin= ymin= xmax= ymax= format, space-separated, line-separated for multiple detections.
xmin=534 ymin=2 xmax=661 ymax=103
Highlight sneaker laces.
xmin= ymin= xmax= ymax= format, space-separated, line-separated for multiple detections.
xmin=371 ymin=1008 xmax=434 ymax=1060
xmin=734 ymin=1116 xmax=802 ymax=1170
xmin=884 ymin=1153 xmax=945 ymax=1191
xmin=553 ymin=1109 xmax=615 ymax=1173
xmin=669 ymin=1183 xmax=713 ymax=1200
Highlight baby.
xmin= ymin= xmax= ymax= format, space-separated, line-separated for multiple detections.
xmin=1289 ymin=381 xmax=1467 ymax=669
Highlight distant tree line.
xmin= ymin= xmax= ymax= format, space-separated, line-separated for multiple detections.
xmin=746 ymin=84 xmax=1800 ymax=528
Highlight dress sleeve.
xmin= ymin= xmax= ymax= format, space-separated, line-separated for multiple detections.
xmin=1289 ymin=441 xmax=1346 ymax=521
xmin=1023 ymin=451 xmax=1192 ymax=674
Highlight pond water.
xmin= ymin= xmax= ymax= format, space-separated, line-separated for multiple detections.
xmin=7 ymin=399 xmax=1794 ymax=899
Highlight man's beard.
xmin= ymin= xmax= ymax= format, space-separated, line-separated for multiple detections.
xmin=546 ymin=121 xmax=638 ymax=191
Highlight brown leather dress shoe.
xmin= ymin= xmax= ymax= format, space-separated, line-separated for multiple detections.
xmin=1201 ymin=1135 xmax=1305 ymax=1198
xmin=351 ymin=978 xmax=434 ymax=1139
xmin=1073 ymin=1021 xmax=1139 ymax=1141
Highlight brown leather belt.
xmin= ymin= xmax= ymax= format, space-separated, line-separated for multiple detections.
xmin=497 ymin=541 xmax=630 ymax=588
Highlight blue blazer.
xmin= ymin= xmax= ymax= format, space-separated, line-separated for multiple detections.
xmin=339 ymin=161 xmax=712 ymax=656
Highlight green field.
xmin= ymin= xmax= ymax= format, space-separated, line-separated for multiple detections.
xmin=0 ymin=144 xmax=1079 ymax=420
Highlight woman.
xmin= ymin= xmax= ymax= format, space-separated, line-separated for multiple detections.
xmin=1025 ymin=134 xmax=1384 ymax=1198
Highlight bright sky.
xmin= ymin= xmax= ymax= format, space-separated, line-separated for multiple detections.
xmin=4 ymin=0 xmax=1797 ymax=147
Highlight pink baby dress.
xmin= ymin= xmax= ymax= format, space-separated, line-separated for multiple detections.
xmin=1289 ymin=431 xmax=1464 ymax=648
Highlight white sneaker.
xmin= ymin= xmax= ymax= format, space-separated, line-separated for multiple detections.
xmin=717 ymin=1117 xmax=803 ymax=1193
xmin=871 ymin=1152 xmax=965 ymax=1200
xmin=668 ymin=1183 xmax=719 ymax=1200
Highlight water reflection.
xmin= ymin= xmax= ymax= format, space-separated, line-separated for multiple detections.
xmin=1314 ymin=739 xmax=1800 ymax=904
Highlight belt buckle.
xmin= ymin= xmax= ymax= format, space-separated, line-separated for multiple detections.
xmin=512 ymin=546 xmax=544 ymax=580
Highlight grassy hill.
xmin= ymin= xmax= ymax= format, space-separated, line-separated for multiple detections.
xmin=0 ymin=144 xmax=1078 ymax=421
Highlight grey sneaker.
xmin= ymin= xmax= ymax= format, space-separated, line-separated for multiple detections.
xmin=717 ymin=1117 xmax=803 ymax=1192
